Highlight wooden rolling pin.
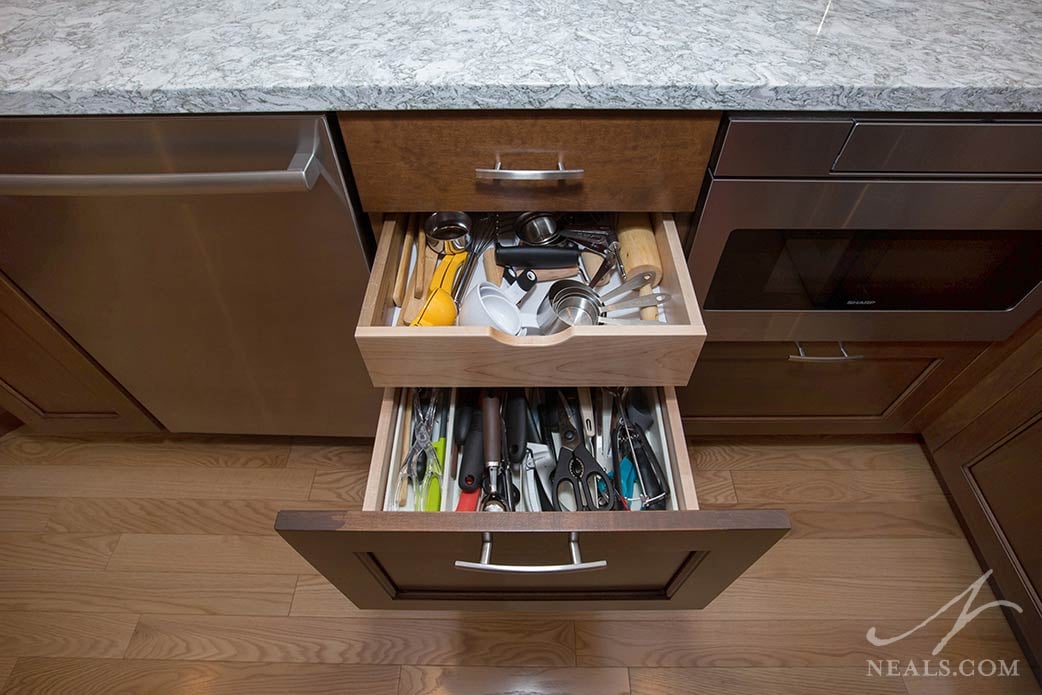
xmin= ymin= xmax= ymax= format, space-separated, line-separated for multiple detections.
xmin=615 ymin=212 xmax=663 ymax=320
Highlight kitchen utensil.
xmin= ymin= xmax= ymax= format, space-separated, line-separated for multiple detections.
xmin=458 ymin=282 xmax=523 ymax=335
xmin=394 ymin=390 xmax=441 ymax=511
xmin=586 ymin=242 xmax=621 ymax=288
xmin=401 ymin=243 xmax=439 ymax=325
xmin=424 ymin=211 xmax=471 ymax=249
xmin=392 ymin=214 xmax=417 ymax=307
xmin=551 ymin=390 xmax=617 ymax=511
xmin=516 ymin=211 xmax=560 ymax=246
xmin=616 ymin=213 xmax=663 ymax=320
xmin=411 ymin=247 xmax=467 ymax=327
xmin=533 ymin=267 xmax=580 ymax=282
xmin=452 ymin=214 xmax=500 ymax=303
xmin=414 ymin=228 xmax=427 ymax=299
xmin=505 ymin=390 xmax=528 ymax=466
xmin=600 ymin=292 xmax=670 ymax=313
xmin=609 ymin=388 xmax=669 ymax=510
xmin=537 ymin=280 xmax=600 ymax=334
xmin=480 ymin=392 xmax=508 ymax=512
xmin=598 ymin=271 xmax=656 ymax=303
xmin=520 ymin=443 xmax=555 ymax=512
xmin=495 ymin=245 xmax=580 ymax=269
xmin=482 ymin=245 xmax=503 ymax=285
xmin=501 ymin=267 xmax=539 ymax=308
xmin=426 ymin=398 xmax=448 ymax=511
xmin=392 ymin=393 xmax=415 ymax=508
xmin=455 ymin=412 xmax=484 ymax=512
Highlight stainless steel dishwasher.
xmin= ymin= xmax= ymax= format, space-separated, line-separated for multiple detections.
xmin=0 ymin=115 xmax=380 ymax=436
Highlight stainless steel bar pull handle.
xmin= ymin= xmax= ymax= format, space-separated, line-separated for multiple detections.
xmin=475 ymin=160 xmax=584 ymax=182
xmin=454 ymin=531 xmax=607 ymax=574
xmin=788 ymin=341 xmax=865 ymax=362
xmin=0 ymin=125 xmax=321 ymax=197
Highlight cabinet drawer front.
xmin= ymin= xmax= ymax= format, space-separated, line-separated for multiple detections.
xmin=340 ymin=112 xmax=719 ymax=212
xmin=679 ymin=342 xmax=983 ymax=435
xmin=355 ymin=214 xmax=705 ymax=387
xmin=275 ymin=387 xmax=789 ymax=610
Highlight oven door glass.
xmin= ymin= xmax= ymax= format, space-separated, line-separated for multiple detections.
xmin=704 ymin=230 xmax=1042 ymax=311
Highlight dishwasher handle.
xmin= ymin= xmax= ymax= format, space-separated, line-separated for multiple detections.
xmin=0 ymin=124 xmax=322 ymax=197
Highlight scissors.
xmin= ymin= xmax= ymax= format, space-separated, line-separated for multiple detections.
xmin=552 ymin=390 xmax=617 ymax=511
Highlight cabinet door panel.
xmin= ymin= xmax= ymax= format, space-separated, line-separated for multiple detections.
xmin=970 ymin=418 xmax=1042 ymax=593
xmin=0 ymin=272 xmax=155 ymax=432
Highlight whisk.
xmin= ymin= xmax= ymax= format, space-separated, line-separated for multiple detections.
xmin=451 ymin=213 xmax=501 ymax=302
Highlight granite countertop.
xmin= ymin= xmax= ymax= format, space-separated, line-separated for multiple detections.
xmin=1 ymin=0 xmax=1041 ymax=115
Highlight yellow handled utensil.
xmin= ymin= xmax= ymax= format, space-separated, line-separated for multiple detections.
xmin=411 ymin=249 xmax=467 ymax=327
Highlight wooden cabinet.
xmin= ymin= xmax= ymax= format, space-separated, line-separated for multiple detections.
xmin=340 ymin=111 xmax=719 ymax=213
xmin=277 ymin=387 xmax=789 ymax=610
xmin=0 ymin=271 xmax=156 ymax=432
xmin=925 ymin=314 xmax=1042 ymax=668
xmin=679 ymin=341 xmax=984 ymax=434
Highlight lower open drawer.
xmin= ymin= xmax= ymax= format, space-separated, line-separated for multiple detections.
xmin=276 ymin=387 xmax=789 ymax=610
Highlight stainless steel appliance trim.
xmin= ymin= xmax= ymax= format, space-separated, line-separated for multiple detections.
xmin=454 ymin=531 xmax=608 ymax=573
xmin=475 ymin=161 xmax=585 ymax=181
xmin=0 ymin=123 xmax=321 ymax=197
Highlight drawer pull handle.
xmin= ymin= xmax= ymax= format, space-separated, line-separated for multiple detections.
xmin=475 ymin=161 xmax=585 ymax=182
xmin=454 ymin=531 xmax=607 ymax=574
xmin=788 ymin=341 xmax=865 ymax=363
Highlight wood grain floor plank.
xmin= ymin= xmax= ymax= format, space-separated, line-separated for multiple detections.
xmin=689 ymin=436 xmax=927 ymax=471
xmin=690 ymin=470 xmax=737 ymax=505
xmin=45 ymin=497 xmax=336 ymax=535
xmin=0 ymin=465 xmax=314 ymax=500
xmin=0 ymin=498 xmax=57 ymax=532
xmin=107 ymin=534 xmax=315 ymax=575
xmin=0 ymin=433 xmax=290 ymax=468
xmin=0 ymin=533 xmax=118 ymax=570
xmin=629 ymin=667 xmax=907 ymax=694
xmin=576 ymin=619 xmax=1023 ymax=667
xmin=126 ymin=615 xmax=575 ymax=666
xmin=398 ymin=666 xmax=628 ymax=695
xmin=741 ymin=538 xmax=981 ymax=580
xmin=731 ymin=469 xmax=945 ymax=504
xmin=697 ymin=501 xmax=963 ymax=539
xmin=2 ymin=658 xmax=400 ymax=695
xmin=694 ymin=576 xmax=998 ymax=621
xmin=287 ymin=441 xmax=374 ymax=469
xmin=290 ymin=575 xmax=357 ymax=617
xmin=0 ymin=571 xmax=296 ymax=615
xmin=307 ymin=469 xmax=369 ymax=505
xmin=0 ymin=612 xmax=138 ymax=658
xmin=0 ymin=657 xmax=14 ymax=692
xmin=903 ymin=672 xmax=1041 ymax=694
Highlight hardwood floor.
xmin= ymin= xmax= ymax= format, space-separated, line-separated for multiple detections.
xmin=0 ymin=430 xmax=1037 ymax=694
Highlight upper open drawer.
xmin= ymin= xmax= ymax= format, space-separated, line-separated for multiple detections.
xmin=339 ymin=112 xmax=719 ymax=212
xmin=354 ymin=213 xmax=706 ymax=387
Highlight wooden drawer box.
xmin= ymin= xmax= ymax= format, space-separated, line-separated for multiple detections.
xmin=355 ymin=214 xmax=706 ymax=387
xmin=276 ymin=387 xmax=789 ymax=611
xmin=679 ymin=341 xmax=984 ymax=435
xmin=340 ymin=111 xmax=719 ymax=212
